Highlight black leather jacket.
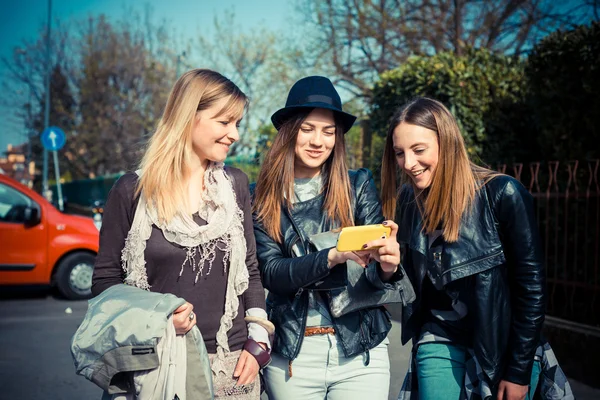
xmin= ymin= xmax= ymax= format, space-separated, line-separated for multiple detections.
xmin=398 ymin=175 xmax=546 ymax=386
xmin=251 ymin=168 xmax=393 ymax=362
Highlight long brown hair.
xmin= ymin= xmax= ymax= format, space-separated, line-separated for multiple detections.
xmin=381 ymin=97 xmax=500 ymax=242
xmin=137 ymin=69 xmax=247 ymax=224
xmin=253 ymin=109 xmax=354 ymax=242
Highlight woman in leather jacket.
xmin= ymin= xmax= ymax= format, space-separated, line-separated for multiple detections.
xmin=381 ymin=97 xmax=547 ymax=400
xmin=251 ymin=76 xmax=402 ymax=399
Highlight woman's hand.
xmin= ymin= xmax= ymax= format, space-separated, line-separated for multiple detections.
xmin=233 ymin=342 xmax=267 ymax=385
xmin=359 ymin=220 xmax=401 ymax=280
xmin=327 ymin=247 xmax=368 ymax=269
xmin=496 ymin=380 xmax=529 ymax=400
xmin=327 ymin=220 xmax=401 ymax=276
xmin=172 ymin=301 xmax=196 ymax=335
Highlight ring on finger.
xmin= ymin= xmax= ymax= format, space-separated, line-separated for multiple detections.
xmin=189 ymin=311 xmax=195 ymax=321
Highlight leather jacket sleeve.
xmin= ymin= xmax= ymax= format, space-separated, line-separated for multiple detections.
xmin=253 ymin=221 xmax=331 ymax=297
xmin=352 ymin=169 xmax=394 ymax=289
xmin=489 ymin=177 xmax=546 ymax=385
xmin=353 ymin=168 xmax=384 ymax=227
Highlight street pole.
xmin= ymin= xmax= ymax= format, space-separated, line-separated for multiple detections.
xmin=52 ymin=150 xmax=63 ymax=211
xmin=42 ymin=0 xmax=52 ymax=198
xmin=41 ymin=127 xmax=65 ymax=211
xmin=27 ymin=89 xmax=32 ymax=182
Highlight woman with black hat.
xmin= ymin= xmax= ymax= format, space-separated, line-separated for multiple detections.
xmin=251 ymin=76 xmax=402 ymax=399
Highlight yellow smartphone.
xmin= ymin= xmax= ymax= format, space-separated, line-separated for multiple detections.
xmin=336 ymin=224 xmax=392 ymax=252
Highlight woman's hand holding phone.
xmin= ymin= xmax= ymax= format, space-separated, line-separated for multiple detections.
xmin=327 ymin=247 xmax=369 ymax=269
xmin=357 ymin=220 xmax=401 ymax=278
xmin=327 ymin=221 xmax=401 ymax=274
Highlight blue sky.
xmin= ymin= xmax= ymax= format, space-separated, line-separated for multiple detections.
xmin=0 ymin=0 xmax=294 ymax=153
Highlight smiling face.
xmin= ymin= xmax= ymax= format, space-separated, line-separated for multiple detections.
xmin=191 ymin=95 xmax=241 ymax=164
xmin=293 ymin=108 xmax=336 ymax=178
xmin=392 ymin=122 xmax=439 ymax=190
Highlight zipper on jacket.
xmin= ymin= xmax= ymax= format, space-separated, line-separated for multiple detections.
xmin=399 ymin=289 xmax=406 ymax=307
xmin=284 ymin=208 xmax=308 ymax=255
xmin=358 ymin=310 xmax=371 ymax=366
xmin=289 ymin=290 xmax=310 ymax=377
xmin=287 ymin=235 xmax=301 ymax=258
xmin=284 ymin=202 xmax=338 ymax=293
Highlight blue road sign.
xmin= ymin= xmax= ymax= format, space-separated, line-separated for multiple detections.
xmin=41 ymin=126 xmax=66 ymax=151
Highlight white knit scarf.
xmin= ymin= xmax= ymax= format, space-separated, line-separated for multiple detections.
xmin=120 ymin=162 xmax=248 ymax=375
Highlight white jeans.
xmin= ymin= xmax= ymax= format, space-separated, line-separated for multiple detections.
xmin=262 ymin=333 xmax=390 ymax=400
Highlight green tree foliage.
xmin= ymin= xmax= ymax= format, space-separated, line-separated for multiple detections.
xmin=344 ymin=125 xmax=364 ymax=170
xmin=253 ymin=123 xmax=278 ymax=163
xmin=370 ymin=48 xmax=529 ymax=174
xmin=525 ymin=21 xmax=600 ymax=161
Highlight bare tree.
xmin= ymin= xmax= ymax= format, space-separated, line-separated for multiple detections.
xmin=1 ymin=20 xmax=80 ymax=182
xmin=586 ymin=0 xmax=600 ymax=20
xmin=199 ymin=11 xmax=274 ymax=145
xmin=1 ymin=11 xmax=178 ymax=180
xmin=72 ymin=14 xmax=174 ymax=177
xmin=197 ymin=11 xmax=323 ymax=155
xmin=298 ymin=0 xmax=599 ymax=98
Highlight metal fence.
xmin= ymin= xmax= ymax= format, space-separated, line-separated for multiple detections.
xmin=498 ymin=160 xmax=600 ymax=328
xmin=50 ymin=173 xmax=124 ymax=214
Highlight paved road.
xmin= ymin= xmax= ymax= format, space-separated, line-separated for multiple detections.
xmin=0 ymin=289 xmax=597 ymax=399
xmin=0 ymin=288 xmax=102 ymax=399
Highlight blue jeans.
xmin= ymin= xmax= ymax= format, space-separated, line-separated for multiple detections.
xmin=415 ymin=343 xmax=541 ymax=400
xmin=416 ymin=343 xmax=467 ymax=400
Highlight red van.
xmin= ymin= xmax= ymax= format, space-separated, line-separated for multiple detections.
xmin=0 ymin=173 xmax=99 ymax=299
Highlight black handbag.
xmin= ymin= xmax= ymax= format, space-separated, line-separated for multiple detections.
xmin=308 ymin=230 xmax=416 ymax=318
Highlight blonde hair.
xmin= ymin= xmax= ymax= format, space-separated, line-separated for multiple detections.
xmin=253 ymin=110 xmax=354 ymax=242
xmin=137 ymin=69 xmax=247 ymax=223
xmin=381 ymin=97 xmax=500 ymax=242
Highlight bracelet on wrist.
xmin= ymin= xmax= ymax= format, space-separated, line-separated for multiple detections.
xmin=243 ymin=338 xmax=271 ymax=369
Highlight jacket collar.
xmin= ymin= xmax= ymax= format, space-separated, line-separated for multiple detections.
xmin=397 ymin=194 xmax=428 ymax=256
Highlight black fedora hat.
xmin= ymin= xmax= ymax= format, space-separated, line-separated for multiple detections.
xmin=271 ymin=76 xmax=357 ymax=133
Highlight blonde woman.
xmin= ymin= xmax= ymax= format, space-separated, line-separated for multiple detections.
xmin=92 ymin=69 xmax=271 ymax=399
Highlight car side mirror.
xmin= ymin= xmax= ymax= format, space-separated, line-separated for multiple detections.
xmin=24 ymin=206 xmax=41 ymax=227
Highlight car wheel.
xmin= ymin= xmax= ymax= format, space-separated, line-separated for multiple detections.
xmin=55 ymin=252 xmax=95 ymax=300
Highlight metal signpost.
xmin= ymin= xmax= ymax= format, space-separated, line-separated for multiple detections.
xmin=42 ymin=0 xmax=52 ymax=200
xmin=40 ymin=126 xmax=66 ymax=211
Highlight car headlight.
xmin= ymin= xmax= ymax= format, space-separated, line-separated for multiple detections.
xmin=93 ymin=214 xmax=102 ymax=230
